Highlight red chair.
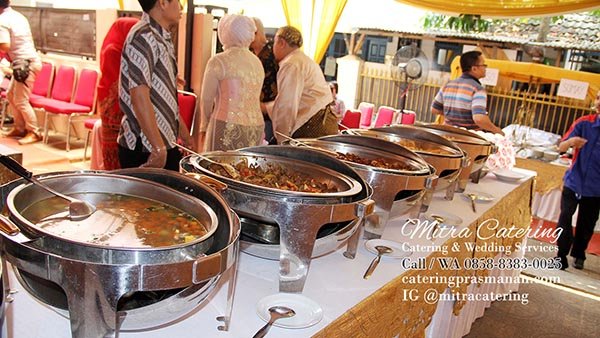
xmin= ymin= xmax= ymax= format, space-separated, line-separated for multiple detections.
xmin=31 ymin=64 xmax=76 ymax=109
xmin=0 ymin=76 xmax=11 ymax=129
xmin=399 ymin=110 xmax=416 ymax=125
xmin=0 ymin=61 xmax=54 ymax=128
xmin=177 ymin=90 xmax=197 ymax=131
xmin=373 ymin=106 xmax=397 ymax=128
xmin=339 ymin=109 xmax=361 ymax=130
xmin=83 ymin=117 xmax=100 ymax=161
xmin=30 ymin=61 xmax=55 ymax=101
xmin=358 ymin=102 xmax=374 ymax=128
xmin=42 ymin=67 xmax=99 ymax=151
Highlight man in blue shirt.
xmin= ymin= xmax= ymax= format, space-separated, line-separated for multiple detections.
xmin=556 ymin=90 xmax=600 ymax=270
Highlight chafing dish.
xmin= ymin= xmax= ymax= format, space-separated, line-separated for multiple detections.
xmin=181 ymin=146 xmax=373 ymax=293
xmin=291 ymin=134 xmax=437 ymax=239
xmin=345 ymin=126 xmax=467 ymax=211
xmin=417 ymin=123 xmax=496 ymax=191
xmin=0 ymin=169 xmax=240 ymax=337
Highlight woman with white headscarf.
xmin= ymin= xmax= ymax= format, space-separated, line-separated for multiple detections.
xmin=194 ymin=14 xmax=265 ymax=151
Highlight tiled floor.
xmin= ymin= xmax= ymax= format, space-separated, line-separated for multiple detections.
xmin=1 ymin=127 xmax=90 ymax=174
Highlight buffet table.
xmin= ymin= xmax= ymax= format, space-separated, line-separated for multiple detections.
xmin=2 ymin=170 xmax=535 ymax=338
xmin=515 ymin=158 xmax=567 ymax=223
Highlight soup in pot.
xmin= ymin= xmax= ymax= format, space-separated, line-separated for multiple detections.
xmin=21 ymin=193 xmax=208 ymax=248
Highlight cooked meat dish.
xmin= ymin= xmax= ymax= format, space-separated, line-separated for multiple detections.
xmin=335 ymin=152 xmax=412 ymax=170
xmin=209 ymin=160 xmax=338 ymax=193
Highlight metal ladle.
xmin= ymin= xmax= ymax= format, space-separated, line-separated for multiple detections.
xmin=172 ymin=143 xmax=240 ymax=179
xmin=363 ymin=245 xmax=393 ymax=279
xmin=275 ymin=132 xmax=340 ymax=157
xmin=0 ymin=155 xmax=96 ymax=221
xmin=252 ymin=305 xmax=296 ymax=338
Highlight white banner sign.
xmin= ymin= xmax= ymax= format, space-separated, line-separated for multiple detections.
xmin=557 ymin=79 xmax=589 ymax=100
xmin=480 ymin=68 xmax=499 ymax=87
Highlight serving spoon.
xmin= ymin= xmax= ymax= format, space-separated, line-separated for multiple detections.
xmin=363 ymin=245 xmax=393 ymax=279
xmin=172 ymin=143 xmax=240 ymax=179
xmin=0 ymin=155 xmax=96 ymax=221
xmin=275 ymin=132 xmax=340 ymax=157
xmin=253 ymin=305 xmax=296 ymax=338
xmin=465 ymin=193 xmax=478 ymax=213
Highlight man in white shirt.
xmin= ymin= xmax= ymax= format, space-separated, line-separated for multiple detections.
xmin=267 ymin=26 xmax=337 ymax=143
xmin=0 ymin=0 xmax=42 ymax=144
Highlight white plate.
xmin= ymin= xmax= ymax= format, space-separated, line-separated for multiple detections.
xmin=462 ymin=191 xmax=495 ymax=202
xmin=493 ymin=169 xmax=527 ymax=183
xmin=257 ymin=294 xmax=323 ymax=329
xmin=365 ymin=239 xmax=412 ymax=259
xmin=423 ymin=211 xmax=463 ymax=228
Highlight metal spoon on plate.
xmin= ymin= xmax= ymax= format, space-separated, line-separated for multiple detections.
xmin=172 ymin=143 xmax=240 ymax=179
xmin=0 ymin=155 xmax=96 ymax=221
xmin=363 ymin=245 xmax=393 ymax=279
xmin=253 ymin=305 xmax=296 ymax=338
xmin=465 ymin=193 xmax=478 ymax=212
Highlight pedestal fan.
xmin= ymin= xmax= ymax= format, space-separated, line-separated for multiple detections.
xmin=391 ymin=44 xmax=430 ymax=117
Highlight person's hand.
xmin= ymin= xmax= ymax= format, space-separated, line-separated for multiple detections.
xmin=179 ymin=132 xmax=193 ymax=150
xmin=569 ymin=136 xmax=587 ymax=149
xmin=177 ymin=76 xmax=186 ymax=90
xmin=141 ymin=145 xmax=167 ymax=168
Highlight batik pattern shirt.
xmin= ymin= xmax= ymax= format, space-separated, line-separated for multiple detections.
xmin=118 ymin=13 xmax=179 ymax=152
xmin=257 ymin=40 xmax=278 ymax=102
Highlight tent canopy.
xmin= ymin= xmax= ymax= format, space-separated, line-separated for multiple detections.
xmin=450 ymin=57 xmax=600 ymax=101
xmin=396 ymin=0 xmax=600 ymax=17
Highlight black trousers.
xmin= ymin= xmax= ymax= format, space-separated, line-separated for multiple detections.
xmin=556 ymin=186 xmax=600 ymax=260
xmin=118 ymin=144 xmax=182 ymax=171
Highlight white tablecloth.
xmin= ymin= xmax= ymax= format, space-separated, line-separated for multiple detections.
xmin=2 ymin=170 xmax=537 ymax=338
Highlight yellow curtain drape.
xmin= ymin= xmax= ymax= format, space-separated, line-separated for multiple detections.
xmin=395 ymin=0 xmax=600 ymax=17
xmin=313 ymin=0 xmax=347 ymax=63
xmin=281 ymin=0 xmax=305 ymax=33
xmin=281 ymin=0 xmax=348 ymax=63
xmin=118 ymin=0 xmax=124 ymax=10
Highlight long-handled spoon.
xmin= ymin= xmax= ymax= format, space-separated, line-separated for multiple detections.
xmin=275 ymin=132 xmax=340 ymax=157
xmin=252 ymin=306 xmax=296 ymax=338
xmin=0 ymin=155 xmax=96 ymax=221
xmin=172 ymin=143 xmax=240 ymax=179
xmin=363 ymin=245 xmax=393 ymax=279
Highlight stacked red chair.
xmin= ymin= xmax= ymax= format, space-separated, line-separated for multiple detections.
xmin=41 ymin=67 xmax=99 ymax=151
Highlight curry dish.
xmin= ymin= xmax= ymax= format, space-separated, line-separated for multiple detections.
xmin=208 ymin=160 xmax=338 ymax=193
xmin=22 ymin=193 xmax=208 ymax=248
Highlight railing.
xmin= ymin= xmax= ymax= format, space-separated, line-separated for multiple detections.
xmin=357 ymin=62 xmax=594 ymax=136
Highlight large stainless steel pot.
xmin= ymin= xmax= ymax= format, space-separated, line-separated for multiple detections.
xmin=181 ymin=146 xmax=374 ymax=293
xmin=344 ymin=126 xmax=467 ymax=211
xmin=417 ymin=123 xmax=496 ymax=191
xmin=292 ymin=134 xmax=437 ymax=239
xmin=0 ymin=169 xmax=240 ymax=338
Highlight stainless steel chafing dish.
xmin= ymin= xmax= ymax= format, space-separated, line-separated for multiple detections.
xmin=0 ymin=169 xmax=240 ymax=338
xmin=289 ymin=134 xmax=437 ymax=239
xmin=180 ymin=146 xmax=374 ymax=293
xmin=417 ymin=123 xmax=496 ymax=191
xmin=345 ymin=126 xmax=467 ymax=211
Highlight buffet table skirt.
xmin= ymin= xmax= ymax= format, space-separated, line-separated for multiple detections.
xmin=426 ymin=245 xmax=525 ymax=338
xmin=532 ymin=189 xmax=562 ymax=223
xmin=2 ymin=170 xmax=535 ymax=338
